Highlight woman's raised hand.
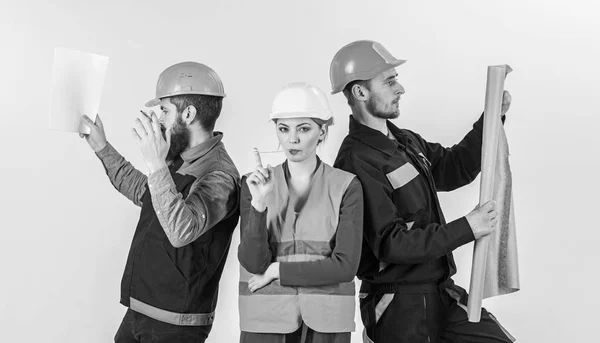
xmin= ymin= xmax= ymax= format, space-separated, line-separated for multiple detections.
xmin=246 ymin=148 xmax=275 ymax=212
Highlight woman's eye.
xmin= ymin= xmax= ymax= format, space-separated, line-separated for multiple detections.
xmin=278 ymin=127 xmax=288 ymax=132
xmin=299 ymin=127 xmax=310 ymax=132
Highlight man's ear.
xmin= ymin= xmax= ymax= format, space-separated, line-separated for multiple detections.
xmin=351 ymin=83 xmax=368 ymax=102
xmin=183 ymin=105 xmax=197 ymax=124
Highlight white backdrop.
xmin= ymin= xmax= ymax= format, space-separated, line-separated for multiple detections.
xmin=1 ymin=1 xmax=599 ymax=342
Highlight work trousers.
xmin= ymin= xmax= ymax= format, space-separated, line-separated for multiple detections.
xmin=361 ymin=284 xmax=515 ymax=343
xmin=114 ymin=309 xmax=212 ymax=343
xmin=240 ymin=322 xmax=351 ymax=343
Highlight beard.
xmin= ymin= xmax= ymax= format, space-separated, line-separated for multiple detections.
xmin=366 ymin=96 xmax=400 ymax=120
xmin=164 ymin=115 xmax=190 ymax=162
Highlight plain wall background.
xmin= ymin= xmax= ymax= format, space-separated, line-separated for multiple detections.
xmin=1 ymin=0 xmax=599 ymax=342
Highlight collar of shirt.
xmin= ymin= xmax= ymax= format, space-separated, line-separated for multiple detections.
xmin=180 ymin=131 xmax=224 ymax=163
xmin=348 ymin=115 xmax=409 ymax=156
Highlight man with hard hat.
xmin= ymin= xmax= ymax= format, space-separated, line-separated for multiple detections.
xmin=331 ymin=40 xmax=515 ymax=342
xmin=80 ymin=61 xmax=240 ymax=343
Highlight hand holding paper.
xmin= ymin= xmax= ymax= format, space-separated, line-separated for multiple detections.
xmin=465 ymin=200 xmax=498 ymax=240
xmin=80 ymin=114 xmax=107 ymax=152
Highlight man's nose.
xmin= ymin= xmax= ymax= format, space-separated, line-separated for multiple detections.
xmin=395 ymin=83 xmax=405 ymax=95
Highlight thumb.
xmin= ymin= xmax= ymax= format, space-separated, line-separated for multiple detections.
xmin=165 ymin=128 xmax=172 ymax=147
xmin=267 ymin=164 xmax=274 ymax=178
xmin=95 ymin=114 xmax=104 ymax=129
xmin=81 ymin=115 xmax=96 ymax=131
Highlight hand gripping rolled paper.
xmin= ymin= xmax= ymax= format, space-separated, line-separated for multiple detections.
xmin=467 ymin=65 xmax=512 ymax=322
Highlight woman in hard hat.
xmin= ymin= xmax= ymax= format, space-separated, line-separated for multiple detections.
xmin=237 ymin=82 xmax=364 ymax=343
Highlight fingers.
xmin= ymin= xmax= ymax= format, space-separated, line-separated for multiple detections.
xmin=490 ymin=217 xmax=498 ymax=228
xmin=502 ymin=90 xmax=511 ymax=114
xmin=138 ymin=112 xmax=153 ymax=134
xmin=81 ymin=115 xmax=97 ymax=131
xmin=248 ymin=148 xmax=271 ymax=184
xmin=151 ymin=111 xmax=161 ymax=135
xmin=253 ymin=148 xmax=263 ymax=168
xmin=256 ymin=166 xmax=270 ymax=179
xmin=139 ymin=109 xmax=151 ymax=121
xmin=503 ymin=90 xmax=511 ymax=105
xmin=251 ymin=171 xmax=267 ymax=184
xmin=133 ymin=118 xmax=148 ymax=138
xmin=246 ymin=173 xmax=263 ymax=186
xmin=247 ymin=276 xmax=268 ymax=293
xmin=131 ymin=128 xmax=142 ymax=142
xmin=248 ymin=277 xmax=258 ymax=293
xmin=482 ymin=200 xmax=496 ymax=213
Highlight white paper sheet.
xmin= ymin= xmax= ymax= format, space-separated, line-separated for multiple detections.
xmin=49 ymin=47 xmax=109 ymax=133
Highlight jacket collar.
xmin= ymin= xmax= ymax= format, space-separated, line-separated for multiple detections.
xmin=180 ymin=132 xmax=224 ymax=163
xmin=348 ymin=115 xmax=408 ymax=156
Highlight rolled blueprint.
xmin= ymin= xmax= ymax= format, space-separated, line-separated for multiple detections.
xmin=467 ymin=65 xmax=519 ymax=322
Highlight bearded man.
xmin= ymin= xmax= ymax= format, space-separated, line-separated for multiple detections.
xmin=81 ymin=61 xmax=240 ymax=343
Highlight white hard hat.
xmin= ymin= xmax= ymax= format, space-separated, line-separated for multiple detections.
xmin=270 ymin=82 xmax=333 ymax=122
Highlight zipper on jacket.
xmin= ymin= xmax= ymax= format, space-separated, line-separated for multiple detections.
xmin=293 ymin=212 xmax=299 ymax=256
xmin=423 ymin=295 xmax=431 ymax=343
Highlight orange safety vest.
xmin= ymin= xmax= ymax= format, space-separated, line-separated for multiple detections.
xmin=239 ymin=161 xmax=356 ymax=333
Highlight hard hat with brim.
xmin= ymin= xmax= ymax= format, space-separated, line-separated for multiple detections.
xmin=330 ymin=40 xmax=406 ymax=95
xmin=269 ymin=82 xmax=333 ymax=123
xmin=145 ymin=61 xmax=226 ymax=107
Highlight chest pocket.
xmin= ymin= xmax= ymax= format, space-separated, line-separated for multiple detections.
xmin=386 ymin=162 xmax=428 ymax=218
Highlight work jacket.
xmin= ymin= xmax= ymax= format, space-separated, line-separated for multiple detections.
xmin=334 ymin=114 xmax=498 ymax=291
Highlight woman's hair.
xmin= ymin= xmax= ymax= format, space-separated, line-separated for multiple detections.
xmin=311 ymin=117 xmax=334 ymax=145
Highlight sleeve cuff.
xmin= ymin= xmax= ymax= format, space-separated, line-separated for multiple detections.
xmin=447 ymin=216 xmax=476 ymax=246
xmin=279 ymin=262 xmax=292 ymax=286
xmin=95 ymin=142 xmax=115 ymax=160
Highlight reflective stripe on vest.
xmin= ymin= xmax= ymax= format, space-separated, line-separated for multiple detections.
xmin=130 ymin=297 xmax=215 ymax=326
xmin=239 ymin=161 xmax=356 ymax=333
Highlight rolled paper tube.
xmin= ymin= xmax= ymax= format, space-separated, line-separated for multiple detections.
xmin=467 ymin=65 xmax=511 ymax=322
